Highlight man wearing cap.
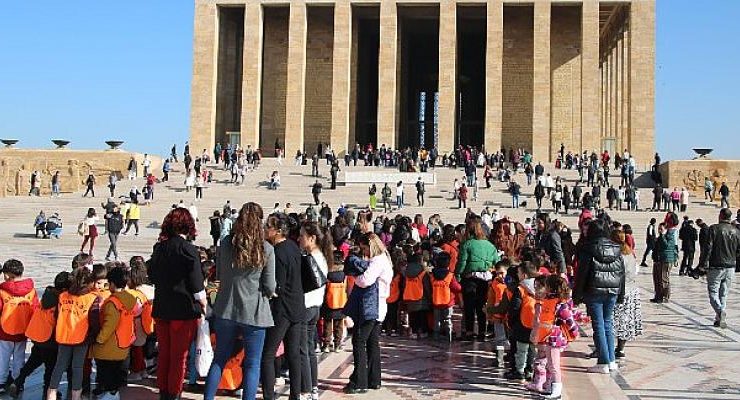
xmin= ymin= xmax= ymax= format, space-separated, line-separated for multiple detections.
xmin=679 ymin=218 xmax=698 ymax=276
xmin=705 ymin=208 xmax=740 ymax=328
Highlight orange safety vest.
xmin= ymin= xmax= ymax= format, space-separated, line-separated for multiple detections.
xmin=129 ymin=289 xmax=154 ymax=335
xmin=56 ymin=292 xmax=98 ymax=345
xmin=431 ymin=272 xmax=454 ymax=306
xmin=325 ymin=281 xmax=348 ymax=310
xmin=519 ymin=286 xmax=536 ymax=329
xmin=103 ymin=296 xmax=136 ymax=349
xmin=0 ymin=290 xmax=37 ymax=335
xmin=535 ymin=298 xmax=560 ymax=343
xmin=487 ymin=280 xmax=508 ymax=321
xmin=25 ymin=306 xmax=55 ymax=343
xmin=386 ymin=275 xmax=401 ymax=304
xmin=402 ymin=271 xmax=426 ymax=302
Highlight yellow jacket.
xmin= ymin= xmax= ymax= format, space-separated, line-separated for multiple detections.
xmin=92 ymin=290 xmax=138 ymax=361
xmin=127 ymin=204 xmax=141 ymax=220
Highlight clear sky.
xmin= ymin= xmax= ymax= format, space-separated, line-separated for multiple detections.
xmin=0 ymin=0 xmax=738 ymax=161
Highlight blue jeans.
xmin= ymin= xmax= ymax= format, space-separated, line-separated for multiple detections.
xmin=204 ymin=317 xmax=267 ymax=400
xmin=512 ymin=195 xmax=519 ymax=208
xmin=586 ymin=294 xmax=617 ymax=365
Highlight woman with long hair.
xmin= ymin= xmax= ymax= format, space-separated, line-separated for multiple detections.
xmin=298 ymin=222 xmax=332 ymax=399
xmin=344 ymin=233 xmax=393 ymax=394
xmin=573 ymin=217 xmax=625 ymax=374
xmin=80 ymin=207 xmax=98 ymax=255
xmin=456 ymin=216 xmax=499 ymax=340
xmin=205 ymin=203 xmax=276 ymax=400
xmin=147 ymin=207 xmax=206 ymax=399
xmin=611 ymin=223 xmax=642 ymax=360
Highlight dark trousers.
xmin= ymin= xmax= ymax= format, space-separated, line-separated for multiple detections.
xmin=417 ymin=192 xmax=424 ymax=206
xmin=323 ymin=317 xmax=344 ymax=348
xmin=349 ymin=320 xmax=381 ymax=390
xmin=261 ymin=317 xmax=303 ymax=400
xmin=301 ymin=307 xmax=320 ymax=392
xmin=652 ymin=262 xmax=673 ymax=300
xmin=641 ymin=242 xmax=654 ymax=264
xmin=124 ymin=220 xmax=139 ymax=234
xmin=409 ymin=311 xmax=428 ymax=334
xmin=96 ymin=359 xmax=126 ymax=393
xmin=16 ymin=344 xmax=57 ymax=390
xmin=382 ymin=302 xmax=399 ymax=334
xmin=461 ymin=278 xmax=488 ymax=336
xmin=313 ymin=193 xmax=320 ymax=205
xmin=680 ymin=250 xmax=695 ymax=275
xmin=83 ymin=186 xmax=95 ymax=197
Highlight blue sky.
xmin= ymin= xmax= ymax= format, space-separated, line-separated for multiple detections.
xmin=0 ymin=0 xmax=737 ymax=161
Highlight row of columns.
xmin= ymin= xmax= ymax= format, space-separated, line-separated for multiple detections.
xmin=190 ymin=1 xmax=653 ymax=163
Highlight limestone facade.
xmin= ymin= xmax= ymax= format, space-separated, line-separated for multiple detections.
xmin=190 ymin=0 xmax=654 ymax=164
xmin=659 ymin=160 xmax=740 ymax=208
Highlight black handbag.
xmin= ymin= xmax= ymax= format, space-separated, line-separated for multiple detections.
xmin=301 ymin=253 xmax=327 ymax=293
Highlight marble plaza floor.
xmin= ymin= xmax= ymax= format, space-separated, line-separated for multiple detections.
xmin=0 ymin=158 xmax=736 ymax=399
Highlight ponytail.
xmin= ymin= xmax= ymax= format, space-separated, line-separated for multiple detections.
xmin=302 ymin=221 xmax=334 ymax=265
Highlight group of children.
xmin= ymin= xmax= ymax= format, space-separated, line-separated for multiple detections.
xmin=315 ymin=239 xmax=581 ymax=400
xmin=0 ymin=255 xmax=154 ymax=400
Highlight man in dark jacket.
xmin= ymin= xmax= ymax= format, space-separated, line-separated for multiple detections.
xmin=679 ymin=219 xmax=698 ymax=276
xmin=641 ymin=218 xmax=658 ymax=266
xmin=311 ymin=180 xmax=323 ymax=205
xmin=535 ymin=213 xmax=566 ymax=274
xmin=104 ymin=206 xmax=124 ymax=261
xmin=705 ymin=208 xmax=740 ymax=328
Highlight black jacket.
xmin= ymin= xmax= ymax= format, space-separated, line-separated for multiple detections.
xmin=537 ymin=229 xmax=566 ymax=273
xmin=271 ymin=239 xmax=306 ymax=323
xmin=573 ymin=237 xmax=625 ymax=304
xmin=148 ymin=235 xmax=205 ymax=320
xmin=679 ymin=224 xmax=698 ymax=252
xmin=706 ymin=221 xmax=740 ymax=268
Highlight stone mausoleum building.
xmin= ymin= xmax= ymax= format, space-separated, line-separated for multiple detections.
xmin=190 ymin=0 xmax=654 ymax=164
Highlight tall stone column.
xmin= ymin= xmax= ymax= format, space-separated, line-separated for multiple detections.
xmin=581 ymin=0 xmax=600 ymax=155
xmin=285 ymin=0 xmax=308 ymax=154
xmin=630 ymin=0 xmax=655 ymax=168
xmin=616 ymin=30 xmax=624 ymax=153
xmin=330 ymin=0 xmax=352 ymax=156
xmin=189 ymin=2 xmax=218 ymax=155
xmin=485 ymin=0 xmax=503 ymax=155
xmin=241 ymin=2 xmax=263 ymax=150
xmin=532 ymin=0 xmax=551 ymax=161
xmin=437 ymin=0 xmax=456 ymax=153
xmin=377 ymin=0 xmax=398 ymax=149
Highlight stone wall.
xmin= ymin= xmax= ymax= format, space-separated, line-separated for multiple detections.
xmin=659 ymin=159 xmax=740 ymax=208
xmin=0 ymin=149 xmax=161 ymax=197
xmin=502 ymin=5 xmax=534 ymax=153
xmin=260 ymin=7 xmax=290 ymax=155
xmin=550 ymin=5 xmax=582 ymax=161
xmin=304 ymin=7 xmax=335 ymax=154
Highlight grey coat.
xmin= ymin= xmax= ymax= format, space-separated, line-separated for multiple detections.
xmin=213 ymin=237 xmax=277 ymax=328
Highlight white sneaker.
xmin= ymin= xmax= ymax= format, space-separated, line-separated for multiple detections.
xmin=609 ymin=361 xmax=619 ymax=371
xmin=128 ymin=371 xmax=144 ymax=382
xmin=311 ymin=387 xmax=319 ymax=400
xmin=586 ymin=364 xmax=610 ymax=374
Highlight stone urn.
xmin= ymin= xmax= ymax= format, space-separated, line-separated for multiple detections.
xmin=105 ymin=140 xmax=124 ymax=150
xmin=692 ymin=148 xmax=713 ymax=159
xmin=1 ymin=139 xmax=18 ymax=148
xmin=52 ymin=139 xmax=70 ymax=149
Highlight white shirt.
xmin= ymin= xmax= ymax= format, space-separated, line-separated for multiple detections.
xmin=304 ymin=250 xmax=329 ymax=308
xmin=188 ymin=205 xmax=198 ymax=221
xmin=354 ymin=253 xmax=393 ymax=322
xmin=396 ymin=185 xmax=404 ymax=196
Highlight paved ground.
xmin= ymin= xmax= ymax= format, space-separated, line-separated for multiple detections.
xmin=1 ymin=158 xmax=737 ymax=399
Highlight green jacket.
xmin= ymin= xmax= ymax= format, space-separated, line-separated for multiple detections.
xmin=654 ymin=232 xmax=678 ymax=263
xmin=456 ymin=239 xmax=499 ymax=279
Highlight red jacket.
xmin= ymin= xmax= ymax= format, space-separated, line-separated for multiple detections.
xmin=0 ymin=278 xmax=38 ymax=342
xmin=439 ymin=241 xmax=459 ymax=274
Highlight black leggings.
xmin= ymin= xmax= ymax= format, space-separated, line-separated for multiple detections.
xmin=462 ymin=278 xmax=489 ymax=336
xmin=261 ymin=318 xmax=303 ymax=400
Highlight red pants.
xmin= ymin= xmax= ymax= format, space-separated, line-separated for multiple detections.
xmin=130 ymin=345 xmax=146 ymax=373
xmin=155 ymin=318 xmax=198 ymax=396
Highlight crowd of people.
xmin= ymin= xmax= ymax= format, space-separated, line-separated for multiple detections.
xmin=9 ymin=141 xmax=739 ymax=400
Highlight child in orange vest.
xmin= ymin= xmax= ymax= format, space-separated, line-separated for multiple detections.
xmin=92 ymin=266 xmax=138 ymax=399
xmin=11 ymin=271 xmax=71 ymax=397
xmin=383 ymin=248 xmax=406 ymax=337
xmin=528 ymin=274 xmax=578 ymax=399
xmin=429 ymin=251 xmax=461 ymax=341
xmin=322 ymin=251 xmax=348 ymax=353
xmin=0 ymin=259 xmax=39 ymax=394
xmin=47 ymin=267 xmax=102 ymax=400
xmin=402 ymin=250 xmax=432 ymax=339
xmin=504 ymin=261 xmax=539 ymax=382
xmin=486 ymin=260 xmax=510 ymax=367
xmin=126 ymin=256 xmax=155 ymax=382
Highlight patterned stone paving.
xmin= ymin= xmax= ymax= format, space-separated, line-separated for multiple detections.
xmin=0 ymin=158 xmax=736 ymax=399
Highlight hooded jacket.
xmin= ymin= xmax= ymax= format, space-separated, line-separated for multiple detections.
xmin=573 ymin=237 xmax=625 ymax=305
xmin=92 ymin=290 xmax=139 ymax=360
xmin=0 ymin=278 xmax=38 ymax=342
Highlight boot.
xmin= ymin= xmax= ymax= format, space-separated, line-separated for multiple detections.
xmin=525 ymin=358 xmax=547 ymax=393
xmin=494 ymin=349 xmax=505 ymax=368
xmin=544 ymin=382 xmax=563 ymax=399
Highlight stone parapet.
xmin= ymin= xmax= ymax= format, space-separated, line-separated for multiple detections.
xmin=658 ymin=159 xmax=740 ymax=208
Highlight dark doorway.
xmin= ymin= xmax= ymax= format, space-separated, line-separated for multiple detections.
xmin=215 ymin=7 xmax=245 ymax=148
xmin=399 ymin=6 xmax=439 ymax=150
xmin=353 ymin=7 xmax=380 ymax=149
xmin=457 ymin=7 xmax=486 ymax=149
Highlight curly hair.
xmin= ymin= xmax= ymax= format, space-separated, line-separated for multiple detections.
xmin=159 ymin=207 xmax=197 ymax=242
xmin=232 ymin=202 xmax=265 ymax=268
